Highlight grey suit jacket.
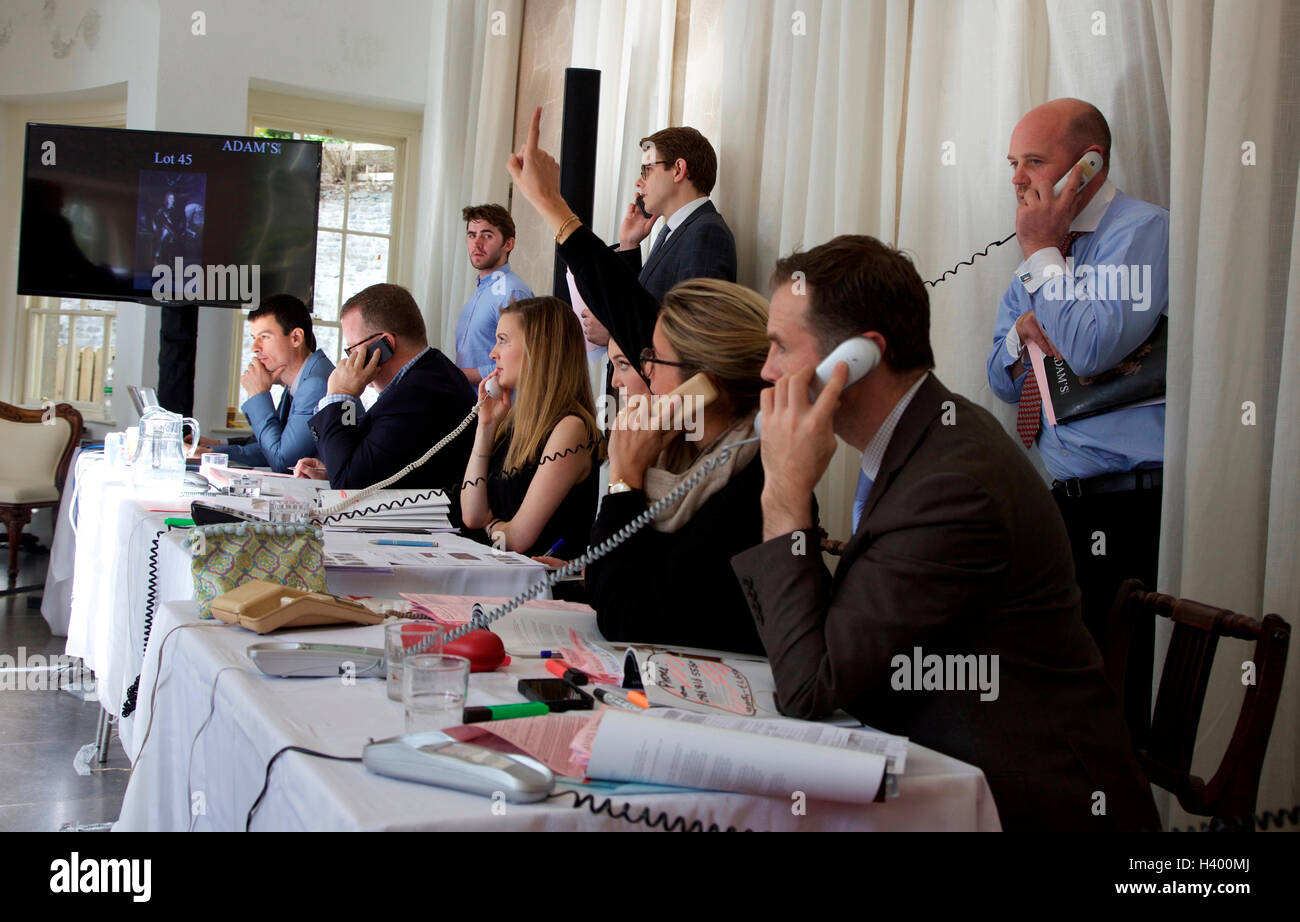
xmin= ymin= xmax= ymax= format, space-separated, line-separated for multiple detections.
xmin=618 ymin=200 xmax=737 ymax=304
xmin=731 ymin=375 xmax=1159 ymax=830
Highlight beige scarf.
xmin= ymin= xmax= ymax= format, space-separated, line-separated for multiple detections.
xmin=642 ymin=413 xmax=759 ymax=533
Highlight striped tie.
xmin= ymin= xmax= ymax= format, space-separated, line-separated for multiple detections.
xmin=1016 ymin=230 xmax=1084 ymax=448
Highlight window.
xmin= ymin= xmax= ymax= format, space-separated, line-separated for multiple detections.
xmin=226 ymin=92 xmax=420 ymax=427
xmin=23 ymin=297 xmax=117 ymax=421
xmin=11 ymin=99 xmax=126 ymax=422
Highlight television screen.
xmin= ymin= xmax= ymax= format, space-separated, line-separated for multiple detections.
xmin=17 ymin=123 xmax=321 ymax=308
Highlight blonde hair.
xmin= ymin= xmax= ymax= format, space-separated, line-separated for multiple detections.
xmin=657 ymin=279 xmax=771 ymax=414
xmin=494 ymin=297 xmax=600 ymax=471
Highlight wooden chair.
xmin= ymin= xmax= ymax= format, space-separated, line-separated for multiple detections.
xmin=1105 ymin=579 xmax=1290 ymax=830
xmin=0 ymin=401 xmax=83 ymax=591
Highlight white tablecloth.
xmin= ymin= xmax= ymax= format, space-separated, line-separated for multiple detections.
xmin=49 ymin=456 xmax=548 ymax=758
xmin=114 ymin=601 xmax=1002 ymax=832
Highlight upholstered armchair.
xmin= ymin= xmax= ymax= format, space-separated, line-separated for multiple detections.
xmin=0 ymin=401 xmax=83 ymax=590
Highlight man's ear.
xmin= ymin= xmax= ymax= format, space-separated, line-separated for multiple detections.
xmin=503 ymin=236 xmax=515 ymax=256
xmin=290 ymin=328 xmax=305 ymax=350
xmin=672 ymin=158 xmax=690 ymax=185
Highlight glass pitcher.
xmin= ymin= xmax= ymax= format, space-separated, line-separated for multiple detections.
xmin=131 ymin=406 xmax=200 ymax=488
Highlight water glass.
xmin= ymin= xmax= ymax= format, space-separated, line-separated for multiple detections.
xmin=402 ymin=654 xmax=469 ymax=732
xmin=385 ymin=621 xmax=446 ymax=702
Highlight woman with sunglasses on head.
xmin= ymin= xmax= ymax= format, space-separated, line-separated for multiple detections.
xmin=460 ymin=297 xmax=601 ymax=560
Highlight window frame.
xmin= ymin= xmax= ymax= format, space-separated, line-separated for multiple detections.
xmin=11 ymin=100 xmax=127 ymax=424
xmin=224 ymin=91 xmax=421 ymax=429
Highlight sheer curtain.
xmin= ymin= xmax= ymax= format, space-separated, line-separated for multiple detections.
xmin=1162 ymin=0 xmax=1299 ymax=827
xmin=411 ymin=0 xmax=524 ymax=350
xmin=705 ymin=0 xmax=1295 ymax=822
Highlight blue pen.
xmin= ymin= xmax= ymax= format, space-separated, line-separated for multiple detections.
xmin=372 ymin=539 xmax=438 ymax=547
xmin=542 ymin=538 xmax=566 ymax=558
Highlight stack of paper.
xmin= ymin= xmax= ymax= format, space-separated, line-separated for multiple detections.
xmin=317 ymin=489 xmax=454 ymax=530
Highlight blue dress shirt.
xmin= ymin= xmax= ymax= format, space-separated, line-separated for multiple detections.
xmin=987 ymin=186 xmax=1169 ymax=481
xmin=455 ymin=264 xmax=533 ymax=379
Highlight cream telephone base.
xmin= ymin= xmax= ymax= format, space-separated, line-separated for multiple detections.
xmin=210 ymin=580 xmax=385 ymax=634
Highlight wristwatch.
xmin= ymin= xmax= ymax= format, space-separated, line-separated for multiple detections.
xmin=607 ymin=479 xmax=634 ymax=495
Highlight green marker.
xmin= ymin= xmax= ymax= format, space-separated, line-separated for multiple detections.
xmin=461 ymin=702 xmax=549 ymax=723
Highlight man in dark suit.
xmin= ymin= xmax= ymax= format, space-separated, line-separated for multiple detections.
xmin=615 ymin=126 xmax=737 ymax=304
xmin=732 ymin=235 xmax=1159 ymax=830
xmin=300 ymin=284 xmax=475 ymax=495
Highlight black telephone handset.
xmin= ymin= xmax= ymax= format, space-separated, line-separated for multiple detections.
xmin=635 ymin=194 xmax=653 ymax=220
xmin=365 ymin=335 xmax=394 ymax=367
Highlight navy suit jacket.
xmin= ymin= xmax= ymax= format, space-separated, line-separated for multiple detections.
xmin=617 ymin=200 xmax=737 ymax=304
xmin=309 ymin=348 xmax=476 ymax=496
xmin=225 ymin=349 xmax=333 ymax=472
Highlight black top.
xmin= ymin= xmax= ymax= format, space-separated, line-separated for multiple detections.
xmin=585 ymin=453 xmax=766 ymax=655
xmin=486 ymin=430 xmax=598 ymax=560
xmin=309 ymin=348 xmax=476 ymax=497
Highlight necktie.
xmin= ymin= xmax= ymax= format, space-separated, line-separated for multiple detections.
xmin=852 ymin=469 xmax=874 ymax=533
xmin=279 ymin=389 xmax=292 ymax=425
xmin=649 ymin=223 xmax=672 ymax=260
xmin=1016 ymin=230 xmax=1085 ymax=447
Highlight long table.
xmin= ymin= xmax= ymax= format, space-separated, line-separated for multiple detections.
xmin=44 ymin=455 xmax=547 ymax=758
xmin=114 ymin=601 xmax=1002 ymax=832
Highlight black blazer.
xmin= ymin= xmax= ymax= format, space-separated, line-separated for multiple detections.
xmin=619 ymin=200 xmax=737 ymax=304
xmin=586 ymin=454 xmax=766 ymax=656
xmin=731 ymin=375 xmax=1160 ymax=831
xmin=309 ymin=348 xmax=476 ymax=496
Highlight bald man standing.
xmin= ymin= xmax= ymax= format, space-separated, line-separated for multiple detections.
xmin=986 ymin=99 xmax=1168 ymax=744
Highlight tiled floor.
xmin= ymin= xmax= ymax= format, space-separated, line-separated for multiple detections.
xmin=0 ymin=545 xmax=130 ymax=832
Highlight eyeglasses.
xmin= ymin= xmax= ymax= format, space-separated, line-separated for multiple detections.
xmin=344 ymin=332 xmax=384 ymax=358
xmin=639 ymin=347 xmax=691 ymax=376
xmin=639 ymin=161 xmax=671 ymax=180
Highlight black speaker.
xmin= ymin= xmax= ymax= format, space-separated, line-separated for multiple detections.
xmin=553 ymin=67 xmax=601 ymax=301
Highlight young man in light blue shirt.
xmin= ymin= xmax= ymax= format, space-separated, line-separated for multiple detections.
xmin=455 ymin=204 xmax=533 ymax=386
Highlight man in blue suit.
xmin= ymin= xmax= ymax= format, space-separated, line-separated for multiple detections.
xmin=206 ymin=294 xmax=333 ymax=472
xmin=615 ymin=126 xmax=737 ymax=305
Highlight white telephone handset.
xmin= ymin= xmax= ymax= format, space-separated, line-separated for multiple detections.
xmin=484 ymin=376 xmax=502 ymax=399
xmin=1053 ymin=151 xmax=1104 ymax=197
xmin=754 ymin=337 xmax=881 ymax=435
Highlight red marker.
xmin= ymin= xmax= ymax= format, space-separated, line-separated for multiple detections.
xmin=545 ymin=660 xmax=588 ymax=685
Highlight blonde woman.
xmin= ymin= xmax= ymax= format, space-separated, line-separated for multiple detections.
xmin=460 ymin=297 xmax=601 ymax=560
xmin=585 ymin=279 xmax=772 ymax=654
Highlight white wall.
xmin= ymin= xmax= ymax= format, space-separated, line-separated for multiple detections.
xmin=0 ymin=0 xmax=433 ymax=437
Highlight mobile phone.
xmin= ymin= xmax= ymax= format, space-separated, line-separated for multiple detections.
xmin=635 ymin=194 xmax=652 ymax=219
xmin=364 ymin=336 xmax=394 ymax=367
xmin=517 ymin=677 xmax=594 ymax=712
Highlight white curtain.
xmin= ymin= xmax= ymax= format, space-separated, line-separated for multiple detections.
xmin=411 ymin=0 xmax=524 ymax=352
xmin=1162 ymin=0 xmax=1299 ymax=828
xmin=705 ymin=0 xmax=1295 ymax=823
xmin=571 ymin=0 xmax=679 ymax=245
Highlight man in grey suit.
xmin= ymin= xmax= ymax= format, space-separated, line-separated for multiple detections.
xmin=615 ymin=126 xmax=737 ymax=304
xmin=733 ymin=235 xmax=1159 ymax=830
